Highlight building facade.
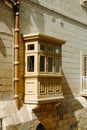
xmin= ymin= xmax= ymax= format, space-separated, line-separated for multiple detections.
xmin=0 ymin=0 xmax=87 ymax=130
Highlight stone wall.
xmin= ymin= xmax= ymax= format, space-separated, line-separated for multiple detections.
xmin=1 ymin=100 xmax=83 ymax=130
xmin=0 ymin=1 xmax=14 ymax=100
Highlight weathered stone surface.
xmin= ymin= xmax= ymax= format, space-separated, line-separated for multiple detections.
xmin=75 ymin=108 xmax=87 ymax=130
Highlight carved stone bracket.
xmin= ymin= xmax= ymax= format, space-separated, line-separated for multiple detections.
xmin=80 ymin=0 xmax=87 ymax=8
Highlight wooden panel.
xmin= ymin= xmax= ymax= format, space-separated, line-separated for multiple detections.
xmin=25 ymin=81 xmax=35 ymax=95
xmin=48 ymin=83 xmax=54 ymax=94
xmin=39 ymin=81 xmax=61 ymax=95
xmin=40 ymin=83 xmax=47 ymax=95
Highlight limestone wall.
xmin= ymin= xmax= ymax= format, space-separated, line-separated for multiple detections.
xmin=0 ymin=1 xmax=14 ymax=100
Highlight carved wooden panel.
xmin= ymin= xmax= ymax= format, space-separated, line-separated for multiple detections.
xmin=39 ymin=82 xmax=61 ymax=95
xmin=55 ymin=83 xmax=61 ymax=93
xmin=40 ymin=83 xmax=47 ymax=95
xmin=48 ymin=83 xmax=54 ymax=94
xmin=25 ymin=81 xmax=35 ymax=95
xmin=82 ymin=76 xmax=87 ymax=92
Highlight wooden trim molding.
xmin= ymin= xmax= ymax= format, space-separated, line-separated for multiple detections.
xmin=23 ymin=33 xmax=66 ymax=45
xmin=24 ymin=74 xmax=63 ymax=79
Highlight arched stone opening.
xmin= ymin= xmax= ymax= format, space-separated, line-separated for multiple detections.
xmin=36 ymin=123 xmax=46 ymax=130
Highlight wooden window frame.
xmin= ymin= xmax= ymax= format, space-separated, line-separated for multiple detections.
xmin=39 ymin=43 xmax=62 ymax=75
xmin=80 ymin=51 xmax=87 ymax=97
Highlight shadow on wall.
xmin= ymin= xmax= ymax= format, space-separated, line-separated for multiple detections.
xmin=0 ymin=1 xmax=14 ymax=56
xmin=32 ymin=71 xmax=84 ymax=130
xmin=20 ymin=0 xmax=45 ymax=34
xmin=28 ymin=0 xmax=59 ymax=34
xmin=0 ymin=1 xmax=14 ymax=99
xmin=0 ymin=1 xmax=14 ymax=31
xmin=0 ymin=37 xmax=6 ymax=57
xmin=62 ymin=71 xmax=83 ymax=113
xmin=30 ymin=0 xmax=45 ymax=33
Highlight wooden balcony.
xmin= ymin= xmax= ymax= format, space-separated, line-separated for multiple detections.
xmin=23 ymin=33 xmax=66 ymax=104
xmin=24 ymin=76 xmax=64 ymax=104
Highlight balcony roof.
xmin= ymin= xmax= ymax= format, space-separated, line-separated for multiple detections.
xmin=23 ymin=33 xmax=66 ymax=45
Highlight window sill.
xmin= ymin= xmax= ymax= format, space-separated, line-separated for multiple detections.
xmin=80 ymin=92 xmax=87 ymax=97
xmin=24 ymin=74 xmax=63 ymax=78
xmin=25 ymin=95 xmax=64 ymax=104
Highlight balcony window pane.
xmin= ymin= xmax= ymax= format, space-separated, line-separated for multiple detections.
xmin=40 ymin=56 xmax=45 ymax=72
xmin=55 ymin=47 xmax=61 ymax=55
xmin=48 ymin=57 xmax=53 ymax=72
xmin=48 ymin=46 xmax=53 ymax=53
xmin=27 ymin=56 xmax=34 ymax=72
xmin=56 ymin=58 xmax=60 ymax=73
xmin=27 ymin=44 xmax=34 ymax=50
xmin=83 ymin=57 xmax=87 ymax=76
xmin=40 ymin=44 xmax=45 ymax=51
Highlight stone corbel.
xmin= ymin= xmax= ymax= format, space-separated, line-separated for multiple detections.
xmin=80 ymin=0 xmax=87 ymax=7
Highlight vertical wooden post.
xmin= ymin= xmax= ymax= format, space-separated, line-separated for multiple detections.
xmin=13 ymin=0 xmax=20 ymax=109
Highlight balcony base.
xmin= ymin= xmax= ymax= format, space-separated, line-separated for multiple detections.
xmin=25 ymin=95 xmax=64 ymax=104
xmin=80 ymin=92 xmax=87 ymax=99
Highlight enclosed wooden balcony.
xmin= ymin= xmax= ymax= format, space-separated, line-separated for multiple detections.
xmin=23 ymin=33 xmax=66 ymax=104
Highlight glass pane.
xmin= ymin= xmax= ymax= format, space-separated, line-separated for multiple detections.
xmin=48 ymin=57 xmax=53 ymax=72
xmin=40 ymin=56 xmax=45 ymax=72
xmin=27 ymin=56 xmax=34 ymax=72
xmin=56 ymin=58 xmax=60 ymax=73
xmin=27 ymin=44 xmax=34 ymax=50
xmin=55 ymin=47 xmax=61 ymax=55
xmin=48 ymin=46 xmax=53 ymax=53
xmin=84 ymin=57 xmax=87 ymax=76
xmin=40 ymin=44 xmax=45 ymax=51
